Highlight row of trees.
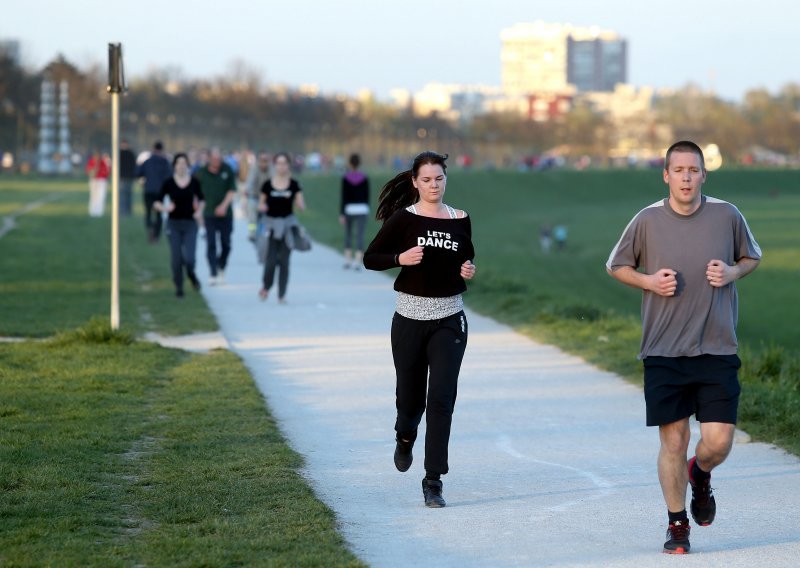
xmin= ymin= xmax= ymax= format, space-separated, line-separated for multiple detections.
xmin=1 ymin=54 xmax=799 ymax=169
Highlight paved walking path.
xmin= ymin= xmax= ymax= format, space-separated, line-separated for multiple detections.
xmin=186 ymin=219 xmax=800 ymax=567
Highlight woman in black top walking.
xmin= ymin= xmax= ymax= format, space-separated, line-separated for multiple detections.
xmin=364 ymin=151 xmax=476 ymax=508
xmin=154 ymin=153 xmax=205 ymax=297
xmin=257 ymin=152 xmax=306 ymax=303
xmin=340 ymin=153 xmax=370 ymax=270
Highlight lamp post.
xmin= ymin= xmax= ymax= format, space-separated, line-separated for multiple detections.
xmin=108 ymin=43 xmax=126 ymax=330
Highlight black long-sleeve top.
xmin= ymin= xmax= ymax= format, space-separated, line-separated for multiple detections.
xmin=364 ymin=208 xmax=474 ymax=297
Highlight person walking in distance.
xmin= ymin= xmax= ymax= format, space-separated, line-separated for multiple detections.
xmin=364 ymin=151 xmax=476 ymax=508
xmin=195 ymin=148 xmax=237 ymax=285
xmin=245 ymin=152 xmax=271 ymax=242
xmin=257 ymin=152 xmax=306 ymax=303
xmin=340 ymin=153 xmax=370 ymax=269
xmin=118 ymin=139 xmax=137 ymax=217
xmin=606 ymin=140 xmax=761 ymax=554
xmin=153 ymin=153 xmax=205 ymax=298
xmin=86 ymin=149 xmax=109 ymax=217
xmin=136 ymin=141 xmax=171 ymax=242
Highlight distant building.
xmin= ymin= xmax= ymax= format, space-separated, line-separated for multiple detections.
xmin=567 ymin=36 xmax=627 ymax=93
xmin=410 ymin=83 xmax=501 ymax=121
xmin=500 ymin=21 xmax=626 ymax=96
xmin=501 ymin=22 xmax=574 ymax=97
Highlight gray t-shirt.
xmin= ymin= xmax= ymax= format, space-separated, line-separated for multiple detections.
xmin=607 ymin=196 xmax=761 ymax=359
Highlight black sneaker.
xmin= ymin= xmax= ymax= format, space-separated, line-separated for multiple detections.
xmin=663 ymin=519 xmax=691 ymax=554
xmin=394 ymin=436 xmax=413 ymax=472
xmin=422 ymin=478 xmax=446 ymax=508
xmin=688 ymin=456 xmax=716 ymax=526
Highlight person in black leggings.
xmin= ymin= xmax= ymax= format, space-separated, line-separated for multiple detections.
xmin=364 ymin=151 xmax=476 ymax=508
xmin=257 ymin=152 xmax=306 ymax=303
xmin=154 ymin=153 xmax=205 ymax=297
xmin=339 ymin=153 xmax=370 ymax=269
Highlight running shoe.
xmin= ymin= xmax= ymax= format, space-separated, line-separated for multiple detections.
xmin=663 ymin=519 xmax=691 ymax=554
xmin=422 ymin=478 xmax=446 ymax=508
xmin=688 ymin=456 xmax=716 ymax=526
xmin=394 ymin=436 xmax=413 ymax=472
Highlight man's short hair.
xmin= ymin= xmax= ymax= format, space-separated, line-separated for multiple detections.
xmin=153 ymin=140 xmax=164 ymax=151
xmin=665 ymin=140 xmax=704 ymax=170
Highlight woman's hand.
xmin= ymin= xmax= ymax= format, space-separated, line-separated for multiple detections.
xmin=399 ymin=246 xmax=424 ymax=266
xmin=460 ymin=260 xmax=476 ymax=280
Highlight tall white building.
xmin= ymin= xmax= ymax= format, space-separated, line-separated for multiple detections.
xmin=501 ymin=21 xmax=626 ymax=97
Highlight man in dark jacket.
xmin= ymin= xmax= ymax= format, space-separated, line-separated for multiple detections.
xmin=119 ymin=139 xmax=137 ymax=217
xmin=135 ymin=140 xmax=171 ymax=242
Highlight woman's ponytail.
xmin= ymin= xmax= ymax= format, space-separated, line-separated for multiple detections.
xmin=375 ymin=170 xmax=417 ymax=222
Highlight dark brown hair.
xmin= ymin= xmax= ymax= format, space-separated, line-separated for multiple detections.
xmin=375 ymin=151 xmax=448 ymax=222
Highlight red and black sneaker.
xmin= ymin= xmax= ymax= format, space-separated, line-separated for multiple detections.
xmin=663 ymin=519 xmax=691 ymax=554
xmin=688 ymin=456 xmax=716 ymax=526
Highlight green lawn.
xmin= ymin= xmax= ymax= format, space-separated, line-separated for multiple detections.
xmin=0 ymin=178 xmax=363 ymax=567
xmin=0 ymin=178 xmax=215 ymax=337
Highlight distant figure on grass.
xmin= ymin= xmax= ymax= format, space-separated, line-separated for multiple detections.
xmin=257 ymin=152 xmax=306 ymax=303
xmin=118 ymin=139 xmax=137 ymax=217
xmin=245 ymin=152 xmax=271 ymax=242
xmin=553 ymin=223 xmax=568 ymax=251
xmin=339 ymin=153 xmax=370 ymax=269
xmin=606 ymin=140 xmax=761 ymax=555
xmin=363 ymin=151 xmax=476 ymax=508
xmin=539 ymin=223 xmax=552 ymax=253
xmin=195 ymin=148 xmax=237 ymax=286
xmin=153 ymin=153 xmax=205 ymax=298
xmin=136 ymin=141 xmax=172 ymax=243
xmin=85 ymin=149 xmax=110 ymax=217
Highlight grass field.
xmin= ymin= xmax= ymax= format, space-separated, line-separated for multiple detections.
xmin=0 ymin=177 xmax=216 ymax=337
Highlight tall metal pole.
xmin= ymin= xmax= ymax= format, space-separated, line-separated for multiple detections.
xmin=110 ymin=90 xmax=120 ymax=329
xmin=108 ymin=43 xmax=125 ymax=330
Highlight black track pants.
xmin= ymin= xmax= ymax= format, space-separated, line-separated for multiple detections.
xmin=262 ymin=236 xmax=292 ymax=298
xmin=391 ymin=310 xmax=468 ymax=475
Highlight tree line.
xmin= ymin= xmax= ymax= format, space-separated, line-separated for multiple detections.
xmin=1 ymin=54 xmax=798 ymax=169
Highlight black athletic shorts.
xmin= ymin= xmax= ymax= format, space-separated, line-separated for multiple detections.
xmin=642 ymin=354 xmax=741 ymax=427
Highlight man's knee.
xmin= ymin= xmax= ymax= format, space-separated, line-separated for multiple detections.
xmin=700 ymin=422 xmax=735 ymax=456
xmin=659 ymin=420 xmax=690 ymax=454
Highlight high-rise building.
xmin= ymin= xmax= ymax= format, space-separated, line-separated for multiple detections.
xmin=501 ymin=21 xmax=626 ymax=96
xmin=501 ymin=22 xmax=572 ymax=97
xmin=567 ymin=36 xmax=627 ymax=92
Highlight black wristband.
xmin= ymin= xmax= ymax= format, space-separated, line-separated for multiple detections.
xmin=394 ymin=254 xmax=399 ymax=266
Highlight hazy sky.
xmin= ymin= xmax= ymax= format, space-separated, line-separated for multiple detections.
xmin=3 ymin=0 xmax=798 ymax=102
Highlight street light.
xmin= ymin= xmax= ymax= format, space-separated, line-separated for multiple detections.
xmin=107 ymin=43 xmax=126 ymax=330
